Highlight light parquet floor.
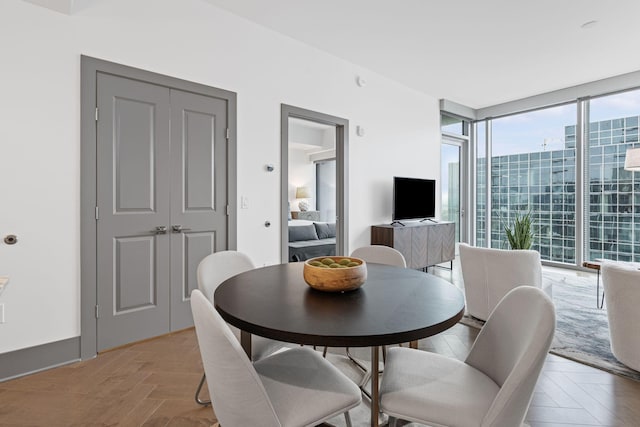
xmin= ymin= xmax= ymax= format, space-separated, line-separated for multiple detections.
xmin=0 ymin=330 xmax=215 ymax=426
xmin=1 ymin=268 xmax=640 ymax=426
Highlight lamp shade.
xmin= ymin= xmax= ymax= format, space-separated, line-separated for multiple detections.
xmin=296 ymin=186 xmax=311 ymax=198
xmin=624 ymin=148 xmax=640 ymax=171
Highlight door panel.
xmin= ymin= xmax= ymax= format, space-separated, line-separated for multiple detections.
xmin=115 ymin=236 xmax=155 ymax=311
xmin=441 ymin=138 xmax=467 ymax=243
xmin=96 ymin=73 xmax=171 ymax=351
xmin=425 ymin=223 xmax=456 ymax=266
xmin=114 ymin=98 xmax=156 ymax=212
xmin=170 ymin=89 xmax=228 ymax=330
xmin=181 ymin=232 xmax=216 ymax=300
xmin=392 ymin=227 xmax=412 ymax=266
xmin=411 ymin=226 xmax=429 ymax=269
xmin=183 ymin=110 xmax=215 ymax=210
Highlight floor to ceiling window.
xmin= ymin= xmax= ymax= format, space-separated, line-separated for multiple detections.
xmin=587 ymin=89 xmax=640 ymax=262
xmin=489 ymin=104 xmax=577 ymax=262
xmin=468 ymin=86 xmax=640 ymax=266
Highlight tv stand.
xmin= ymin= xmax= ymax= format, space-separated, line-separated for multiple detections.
xmin=390 ymin=220 xmax=405 ymax=226
xmin=420 ymin=218 xmax=438 ymax=223
xmin=371 ymin=221 xmax=455 ymax=269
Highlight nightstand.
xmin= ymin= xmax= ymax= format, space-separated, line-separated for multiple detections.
xmin=291 ymin=211 xmax=320 ymax=221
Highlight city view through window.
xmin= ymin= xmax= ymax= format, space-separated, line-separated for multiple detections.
xmin=469 ymin=89 xmax=640 ymax=265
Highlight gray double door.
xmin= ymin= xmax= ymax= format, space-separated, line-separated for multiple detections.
xmin=96 ymin=73 xmax=228 ymax=351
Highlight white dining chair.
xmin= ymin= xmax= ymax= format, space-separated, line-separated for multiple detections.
xmin=194 ymin=250 xmax=284 ymax=405
xmin=350 ymin=245 xmax=407 ymax=268
xmin=191 ymin=289 xmax=361 ymax=427
xmin=380 ymin=286 xmax=555 ymax=427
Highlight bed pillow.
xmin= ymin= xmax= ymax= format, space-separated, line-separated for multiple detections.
xmin=314 ymin=222 xmax=336 ymax=239
xmin=289 ymin=224 xmax=319 ymax=242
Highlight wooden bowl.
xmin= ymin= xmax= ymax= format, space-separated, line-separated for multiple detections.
xmin=303 ymin=256 xmax=367 ymax=292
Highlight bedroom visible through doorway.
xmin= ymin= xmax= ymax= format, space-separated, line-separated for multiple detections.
xmin=280 ymin=105 xmax=348 ymax=263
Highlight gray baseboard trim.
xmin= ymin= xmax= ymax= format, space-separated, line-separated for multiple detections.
xmin=0 ymin=337 xmax=81 ymax=382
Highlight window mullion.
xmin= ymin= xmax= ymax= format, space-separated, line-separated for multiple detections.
xmin=575 ymin=99 xmax=587 ymax=266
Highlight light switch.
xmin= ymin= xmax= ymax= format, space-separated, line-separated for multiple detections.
xmin=241 ymin=196 xmax=248 ymax=209
xmin=0 ymin=304 xmax=4 ymax=324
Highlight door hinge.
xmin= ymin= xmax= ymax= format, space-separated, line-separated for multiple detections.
xmin=95 ymin=107 xmax=99 ymax=122
xmin=95 ymin=305 xmax=99 ymax=319
xmin=226 ymin=128 xmax=230 ymax=139
xmin=226 ymin=205 xmax=230 ymax=216
xmin=95 ymin=206 xmax=99 ymax=220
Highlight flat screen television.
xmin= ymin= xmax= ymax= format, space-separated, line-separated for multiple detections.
xmin=392 ymin=176 xmax=436 ymax=222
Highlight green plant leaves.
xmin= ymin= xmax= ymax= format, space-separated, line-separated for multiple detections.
xmin=504 ymin=211 xmax=534 ymax=250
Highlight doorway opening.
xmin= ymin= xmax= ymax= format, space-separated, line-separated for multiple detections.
xmin=441 ymin=114 xmax=469 ymax=245
xmin=280 ymin=105 xmax=348 ymax=263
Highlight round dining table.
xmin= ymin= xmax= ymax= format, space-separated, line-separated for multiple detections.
xmin=214 ymin=261 xmax=465 ymax=427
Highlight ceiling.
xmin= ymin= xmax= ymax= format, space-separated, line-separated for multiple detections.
xmin=24 ymin=0 xmax=640 ymax=109
xmin=23 ymin=0 xmax=96 ymax=14
xmin=289 ymin=117 xmax=336 ymax=151
xmin=203 ymin=0 xmax=640 ymax=109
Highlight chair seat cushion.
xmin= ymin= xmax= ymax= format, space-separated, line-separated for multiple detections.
xmin=228 ymin=324 xmax=282 ymax=361
xmin=380 ymin=347 xmax=500 ymax=427
xmin=255 ymin=347 xmax=361 ymax=427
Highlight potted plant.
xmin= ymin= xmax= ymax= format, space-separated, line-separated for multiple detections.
xmin=503 ymin=211 xmax=534 ymax=250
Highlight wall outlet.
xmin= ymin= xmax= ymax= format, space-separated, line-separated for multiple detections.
xmin=0 ymin=304 xmax=4 ymax=324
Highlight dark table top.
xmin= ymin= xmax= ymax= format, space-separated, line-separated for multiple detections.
xmin=214 ymin=262 xmax=465 ymax=347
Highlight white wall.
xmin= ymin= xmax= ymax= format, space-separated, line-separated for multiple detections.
xmin=0 ymin=0 xmax=441 ymax=354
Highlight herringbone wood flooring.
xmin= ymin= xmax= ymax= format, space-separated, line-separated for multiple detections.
xmin=1 ymin=268 xmax=639 ymax=426
xmin=0 ymin=330 xmax=215 ymax=426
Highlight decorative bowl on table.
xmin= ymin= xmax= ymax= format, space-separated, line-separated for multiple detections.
xmin=303 ymin=256 xmax=367 ymax=292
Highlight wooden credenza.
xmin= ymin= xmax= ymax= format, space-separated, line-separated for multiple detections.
xmin=371 ymin=221 xmax=455 ymax=269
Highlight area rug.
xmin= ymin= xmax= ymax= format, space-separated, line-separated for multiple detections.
xmin=461 ymin=269 xmax=640 ymax=382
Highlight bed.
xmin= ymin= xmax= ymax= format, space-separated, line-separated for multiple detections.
xmin=288 ymin=220 xmax=336 ymax=262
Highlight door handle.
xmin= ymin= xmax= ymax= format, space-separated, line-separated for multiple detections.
xmin=172 ymin=225 xmax=192 ymax=233
xmin=154 ymin=226 xmax=168 ymax=234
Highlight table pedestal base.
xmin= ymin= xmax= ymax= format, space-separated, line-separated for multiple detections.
xmin=371 ymin=346 xmax=380 ymax=427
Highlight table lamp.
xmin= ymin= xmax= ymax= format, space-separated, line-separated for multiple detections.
xmin=296 ymin=186 xmax=311 ymax=211
xmin=624 ymin=147 xmax=640 ymax=171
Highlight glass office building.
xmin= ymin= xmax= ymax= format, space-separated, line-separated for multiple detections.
xmin=476 ymin=115 xmax=640 ymax=264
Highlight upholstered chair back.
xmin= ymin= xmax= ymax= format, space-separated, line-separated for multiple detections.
xmin=465 ymin=286 xmax=555 ymax=427
xmin=196 ymin=250 xmax=255 ymax=302
xmin=459 ymin=243 xmax=547 ymax=321
xmin=191 ymin=290 xmax=280 ymax=427
xmin=350 ymin=245 xmax=407 ymax=268
xmin=196 ymin=250 xmax=282 ymax=361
